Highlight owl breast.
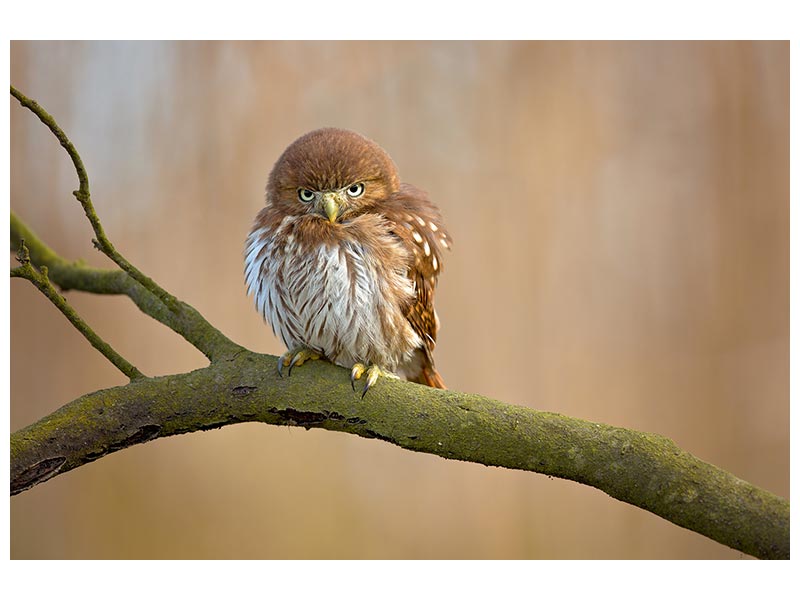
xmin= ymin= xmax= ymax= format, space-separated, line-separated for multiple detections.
xmin=245 ymin=214 xmax=422 ymax=371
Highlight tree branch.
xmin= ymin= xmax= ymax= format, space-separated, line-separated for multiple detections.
xmin=10 ymin=85 xmax=179 ymax=312
xmin=11 ymin=86 xmax=245 ymax=363
xmin=9 ymin=354 xmax=789 ymax=560
xmin=11 ymin=240 xmax=144 ymax=380
xmin=10 ymin=211 xmax=245 ymax=363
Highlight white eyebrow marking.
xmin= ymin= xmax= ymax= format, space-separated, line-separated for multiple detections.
xmin=429 ymin=222 xmax=438 ymax=232
xmin=423 ymin=241 xmax=431 ymax=257
xmin=412 ymin=230 xmax=423 ymax=243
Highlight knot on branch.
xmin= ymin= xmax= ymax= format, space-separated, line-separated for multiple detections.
xmin=15 ymin=238 xmax=31 ymax=264
xmin=72 ymin=189 xmax=89 ymax=203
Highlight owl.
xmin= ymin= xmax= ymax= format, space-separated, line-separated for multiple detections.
xmin=244 ymin=128 xmax=451 ymax=396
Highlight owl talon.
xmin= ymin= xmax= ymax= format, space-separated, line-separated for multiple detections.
xmin=278 ymin=347 xmax=320 ymax=377
xmin=362 ymin=367 xmax=382 ymax=399
xmin=350 ymin=363 xmax=367 ymax=390
xmin=351 ymin=364 xmax=398 ymax=398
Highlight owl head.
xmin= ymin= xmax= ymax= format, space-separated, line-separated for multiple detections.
xmin=266 ymin=128 xmax=401 ymax=223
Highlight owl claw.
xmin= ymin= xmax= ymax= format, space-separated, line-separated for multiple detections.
xmin=362 ymin=367 xmax=382 ymax=399
xmin=277 ymin=347 xmax=321 ymax=377
xmin=350 ymin=363 xmax=367 ymax=390
xmin=350 ymin=363 xmax=398 ymax=398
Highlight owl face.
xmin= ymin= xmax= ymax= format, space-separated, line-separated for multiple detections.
xmin=266 ymin=128 xmax=401 ymax=223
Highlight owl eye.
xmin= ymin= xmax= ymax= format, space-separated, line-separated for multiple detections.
xmin=298 ymin=189 xmax=315 ymax=203
xmin=346 ymin=183 xmax=365 ymax=198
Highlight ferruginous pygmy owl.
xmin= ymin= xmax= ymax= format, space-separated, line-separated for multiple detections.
xmin=244 ymin=128 xmax=451 ymax=396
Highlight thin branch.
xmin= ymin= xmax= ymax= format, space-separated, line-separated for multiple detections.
xmin=11 ymin=241 xmax=144 ymax=380
xmin=10 ymin=85 xmax=179 ymax=312
xmin=10 ymin=211 xmax=246 ymax=363
xmin=9 ymin=354 xmax=790 ymax=560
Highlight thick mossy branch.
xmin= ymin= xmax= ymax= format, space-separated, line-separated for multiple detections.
xmin=11 ymin=241 xmax=144 ymax=380
xmin=10 ymin=211 xmax=245 ymax=363
xmin=9 ymin=354 xmax=789 ymax=560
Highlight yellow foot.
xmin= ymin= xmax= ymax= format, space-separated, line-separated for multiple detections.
xmin=277 ymin=347 xmax=321 ymax=377
xmin=350 ymin=363 xmax=398 ymax=398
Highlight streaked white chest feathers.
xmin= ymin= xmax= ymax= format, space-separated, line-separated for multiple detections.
xmin=244 ymin=215 xmax=421 ymax=371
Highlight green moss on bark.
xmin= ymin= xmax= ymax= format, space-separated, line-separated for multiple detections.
xmin=10 ymin=352 xmax=789 ymax=559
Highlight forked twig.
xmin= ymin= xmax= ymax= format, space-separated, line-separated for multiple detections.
xmin=11 ymin=240 xmax=144 ymax=380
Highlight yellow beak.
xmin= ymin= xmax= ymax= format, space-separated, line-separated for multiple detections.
xmin=322 ymin=192 xmax=341 ymax=223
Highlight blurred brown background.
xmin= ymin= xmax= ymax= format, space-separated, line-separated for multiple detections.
xmin=10 ymin=41 xmax=788 ymax=559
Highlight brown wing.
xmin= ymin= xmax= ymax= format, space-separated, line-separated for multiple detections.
xmin=383 ymin=183 xmax=451 ymax=387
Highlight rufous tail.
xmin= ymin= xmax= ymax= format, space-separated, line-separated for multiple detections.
xmin=415 ymin=364 xmax=446 ymax=389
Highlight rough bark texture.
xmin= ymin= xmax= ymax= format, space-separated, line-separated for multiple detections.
xmin=10 ymin=353 xmax=789 ymax=560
